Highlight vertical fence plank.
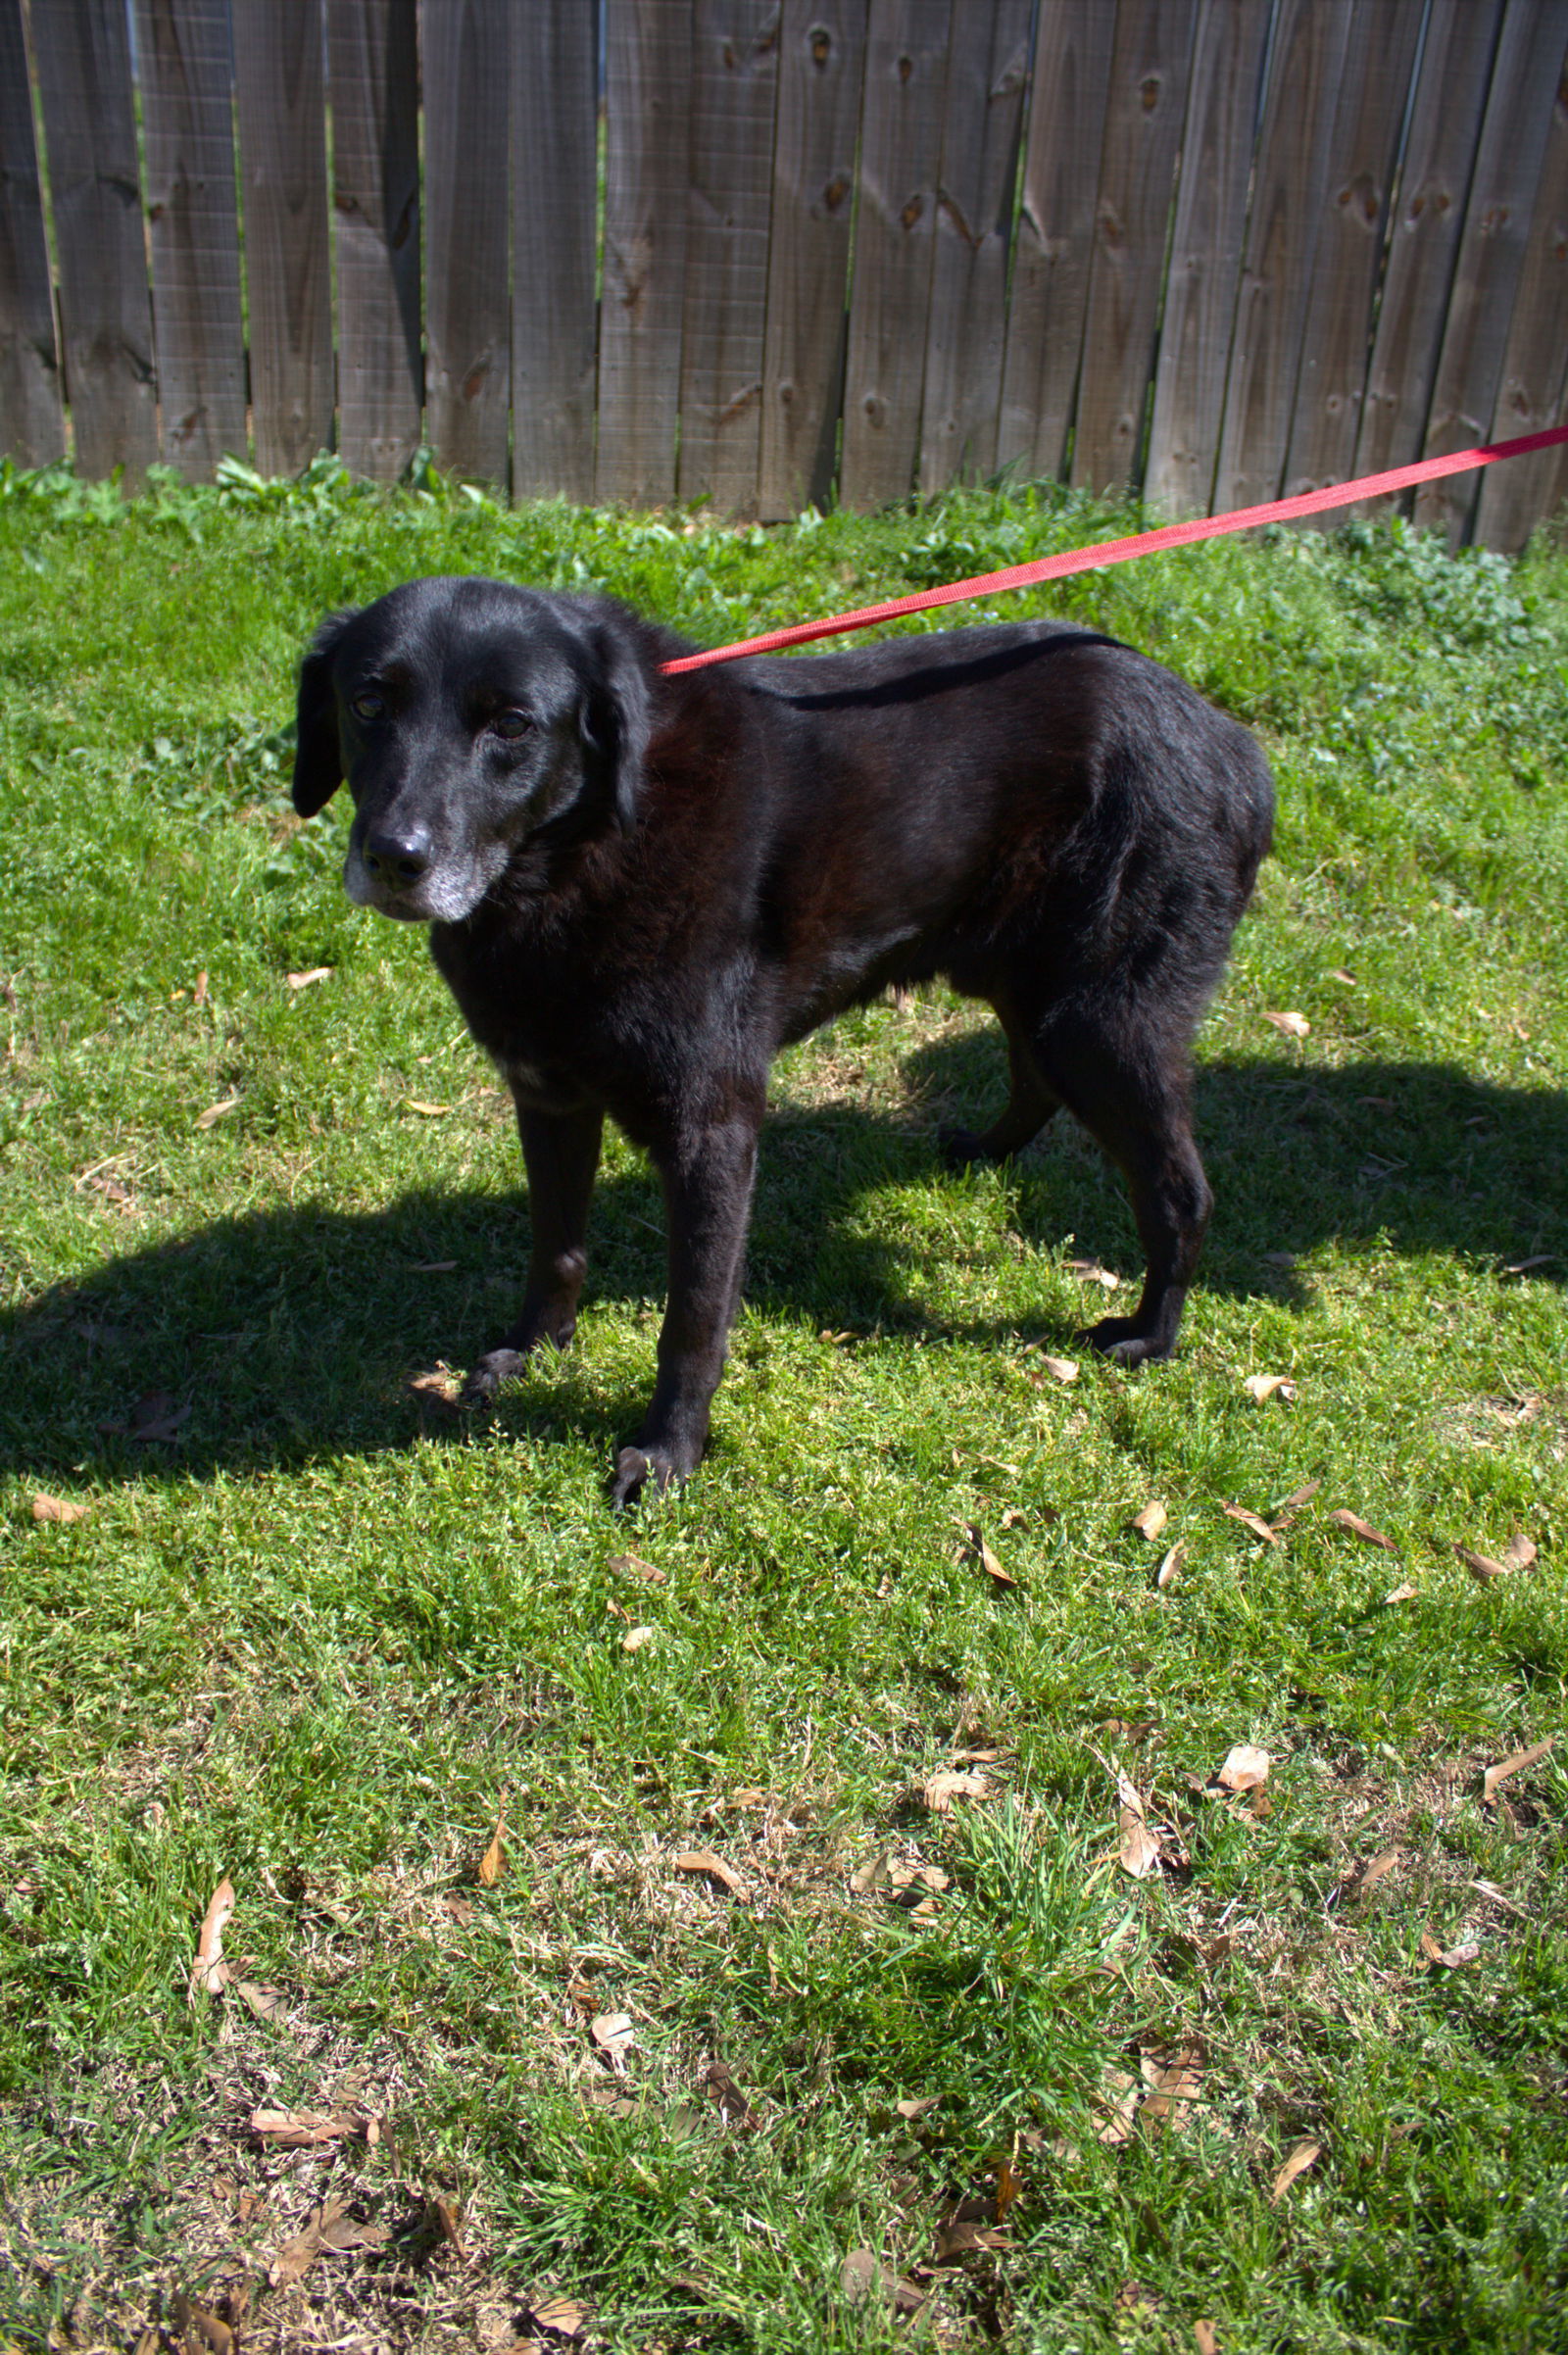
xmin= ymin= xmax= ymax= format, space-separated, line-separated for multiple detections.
xmin=1145 ymin=0 xmax=1270 ymax=517
xmin=1281 ymin=0 xmax=1424 ymax=502
xmin=840 ymin=0 xmax=952 ymax=509
xmin=232 ymin=0 xmax=333 ymax=478
xmin=1212 ymin=0 xmax=1354 ymax=511
xmin=758 ymin=0 xmax=867 ymax=518
xmin=135 ymin=0 xmax=247 ymax=479
xmin=0 ymin=0 xmax=64 ymax=466
xmin=30 ymin=0 xmax=157 ymax=486
xmin=1350 ymin=0 xmax=1505 ymax=500
xmin=1072 ymin=0 xmax=1198 ymax=496
xmin=511 ymin=0 xmax=598 ymax=503
xmin=326 ymin=0 xmax=421 ymax=481
xmin=1475 ymin=63 xmax=1568 ymax=551
xmin=678 ymin=1 xmax=782 ymax=514
xmin=1416 ymin=0 xmax=1568 ymax=541
xmin=996 ymin=1 xmax=1116 ymax=485
xmin=598 ymin=0 xmax=694 ymax=508
xmin=423 ymin=0 xmax=511 ymax=490
xmin=916 ymin=0 xmax=1030 ymax=494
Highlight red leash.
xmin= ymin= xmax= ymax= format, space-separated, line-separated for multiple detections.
xmin=662 ymin=422 xmax=1568 ymax=675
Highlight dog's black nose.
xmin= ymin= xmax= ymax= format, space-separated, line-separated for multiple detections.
xmin=364 ymin=825 xmax=431 ymax=884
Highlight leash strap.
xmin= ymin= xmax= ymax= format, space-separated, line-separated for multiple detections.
xmin=661 ymin=422 xmax=1568 ymax=675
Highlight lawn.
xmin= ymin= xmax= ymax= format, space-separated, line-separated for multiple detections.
xmin=1 ymin=457 xmax=1565 ymax=2354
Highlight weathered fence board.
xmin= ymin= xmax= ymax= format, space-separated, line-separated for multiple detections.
xmin=422 ymin=0 xmax=511 ymax=491
xmin=678 ymin=1 xmax=782 ymax=514
xmin=0 ymin=0 xmax=64 ymax=467
xmin=232 ymin=0 xmax=333 ymax=478
xmin=5 ymin=0 xmax=1568 ymax=548
xmin=1072 ymin=0 xmax=1197 ymax=495
xmin=511 ymin=0 xmax=599 ymax=502
xmin=1416 ymin=0 xmax=1568 ymax=541
xmin=1351 ymin=0 xmax=1506 ymax=499
xmin=1213 ymin=0 xmax=1354 ymax=512
xmin=1475 ymin=68 xmax=1568 ymax=553
xmin=30 ymin=0 xmax=158 ymax=486
xmin=840 ymin=0 xmax=952 ymax=511
xmin=1281 ymin=0 xmax=1424 ymax=505
xmin=1145 ymin=0 xmax=1270 ymax=517
xmin=598 ymin=0 xmax=694 ymax=507
xmin=758 ymin=0 xmax=867 ymax=518
xmin=134 ymin=0 xmax=246 ymax=480
xmin=326 ymin=0 xmax=422 ymax=482
xmin=996 ymin=0 xmax=1117 ymax=485
xmin=916 ymin=0 xmax=1031 ymax=494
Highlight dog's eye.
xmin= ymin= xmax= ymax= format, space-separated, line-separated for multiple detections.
xmin=351 ymin=689 xmax=385 ymax=723
xmin=490 ymin=709 xmax=533 ymax=741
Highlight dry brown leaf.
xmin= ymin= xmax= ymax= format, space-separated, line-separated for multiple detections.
xmin=251 ymin=2106 xmax=360 ymax=2147
xmin=1472 ymin=1877 xmax=1530 ymax=1919
xmin=966 ymin=1524 xmax=1016 ymax=1589
xmin=1139 ymin=2048 xmax=1203 ymax=2135
xmin=609 ymin=1550 xmax=665 ymax=1584
xmin=838 ymin=2250 xmax=925 ymax=2316
xmin=1269 ymin=2138 xmax=1321 ymax=2204
xmin=1424 ymin=1936 xmax=1481 ymax=1970
xmin=1500 ymin=1253 xmax=1556 ymax=1277
xmin=1038 ymin=1353 xmax=1080 ymax=1385
xmin=1119 ymin=1809 xmax=1162 ymax=1880
xmin=850 ymin=1848 xmax=892 ymax=1895
xmin=195 ymin=1094 xmax=241 ymax=1130
xmin=528 ymin=2294 xmax=588 ymax=2337
xmin=285 ymin=966 xmax=332 ymax=991
xmin=620 ymin=1623 xmax=657 ymax=1652
xmin=923 ymin=1768 xmax=989 ymax=1814
xmin=1262 ymin=1008 xmax=1310 ymax=1039
xmin=128 ymin=1390 xmax=192 ymax=1443
xmin=590 ymin=2012 xmax=635 ymax=2074
xmin=190 ymin=1875 xmax=235 ymax=1999
xmin=477 ymin=1805 xmax=507 ymax=1888
xmin=1221 ymin=1501 xmax=1277 ymax=1544
xmin=1383 ymin=1582 xmax=1419 ymax=1605
xmin=233 ymin=1980 xmax=287 ymax=2024
xmin=1456 ymin=1544 xmax=1509 ymax=1583
xmin=1505 ymin=1532 xmax=1539 ymax=1570
xmin=1131 ymin=1499 xmax=1168 ymax=1543
xmin=193 ymin=969 xmax=209 ymax=1007
xmin=1155 ymin=1544 xmax=1184 ymax=1591
xmin=1483 ymin=1738 xmax=1555 ymax=1803
xmin=1272 ymin=1479 xmax=1322 ymax=1519
xmin=405 ymin=1099 xmax=451 ymax=1117
xmin=1094 ymin=2067 xmax=1142 ymax=2147
xmin=31 ymin=1493 xmax=89 ymax=1524
xmin=1215 ymin=1744 xmax=1270 ymax=1794
xmin=1328 ymin=1507 xmax=1399 ymax=1553
xmin=1354 ymin=1849 xmax=1400 ymax=1899
xmin=1194 ymin=2323 xmax=1220 ymax=2355
xmin=1243 ymin=1372 xmax=1297 ymax=1403
xmin=1066 ymin=1256 xmax=1120 ymax=1290
xmin=673 ymin=1848 xmax=747 ymax=1898
xmin=895 ymin=2094 xmax=942 ymax=2121
xmin=172 ymin=2292 xmax=233 ymax=2355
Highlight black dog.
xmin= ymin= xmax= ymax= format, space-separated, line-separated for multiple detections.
xmin=293 ymin=577 xmax=1273 ymax=1501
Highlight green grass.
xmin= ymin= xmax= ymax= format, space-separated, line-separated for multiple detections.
xmin=1 ymin=455 xmax=1566 ymax=2353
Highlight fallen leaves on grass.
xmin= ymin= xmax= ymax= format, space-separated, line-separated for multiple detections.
xmin=1262 ymin=1009 xmax=1310 ymax=1038
xmin=1419 ymin=1932 xmax=1481 ymax=1970
xmin=477 ymin=1803 xmax=507 ymax=1888
xmin=1093 ymin=2069 xmax=1142 ymax=2147
xmin=673 ymin=1848 xmax=747 ymax=1899
xmin=838 ymin=2250 xmax=925 ymax=2317
xmin=1328 ymin=1507 xmax=1398 ymax=1553
xmin=1131 ymin=1499 xmax=1168 ymax=1543
xmin=619 ymin=1623 xmax=658 ymax=1652
xmin=1456 ymin=1533 xmax=1537 ymax=1583
xmin=609 ymin=1550 xmax=665 ymax=1584
xmin=965 ymin=1523 xmax=1017 ymax=1590
xmin=271 ymin=2197 xmax=388 ymax=2287
xmin=189 ymin=1875 xmax=234 ymax=1999
xmin=251 ymin=2105 xmax=375 ymax=2148
xmin=1270 ymin=2139 xmax=1322 ymax=2203
xmin=705 ymin=2060 xmax=760 ymax=2128
xmin=30 ymin=1492 xmax=88 ymax=1524
xmin=1066 ymin=1257 xmax=1120 ymax=1290
xmin=232 ymin=1980 xmax=288 ymax=2025
xmin=1482 ymin=1738 xmax=1555 ymax=1804
xmin=590 ymin=2012 xmax=635 ymax=2072
xmin=1139 ymin=2048 xmax=1204 ymax=2135
xmin=1155 ymin=1544 xmax=1184 ymax=1590
xmin=1214 ymin=1745 xmax=1271 ymax=1795
xmin=1243 ymin=1372 xmax=1297 ymax=1403
xmin=195 ymin=1094 xmax=241 ymax=1129
xmin=126 ymin=1390 xmax=192 ymax=1444
xmin=525 ymin=2293 xmax=589 ymax=2338
xmin=1036 ymin=1353 xmax=1080 ymax=1385
xmin=1221 ymin=1502 xmax=1278 ymax=1545
xmin=922 ymin=1768 xmax=989 ymax=1815
xmin=285 ymin=965 xmax=332 ymax=990
xmin=405 ymin=1099 xmax=451 ymax=1117
xmin=1383 ymin=1581 xmax=1419 ymax=1605
xmin=1351 ymin=1849 xmax=1400 ymax=1900
xmin=172 ymin=2293 xmax=234 ymax=2355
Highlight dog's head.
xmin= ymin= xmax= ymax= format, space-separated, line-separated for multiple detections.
xmin=292 ymin=578 xmax=653 ymax=923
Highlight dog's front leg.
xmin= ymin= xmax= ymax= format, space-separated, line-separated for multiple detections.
xmin=462 ymin=1102 xmax=604 ymax=1404
xmin=611 ymin=1110 xmax=760 ymax=1505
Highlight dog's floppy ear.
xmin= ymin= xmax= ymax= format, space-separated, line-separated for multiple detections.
xmin=578 ymin=620 xmax=653 ymax=831
xmin=292 ymin=611 xmax=357 ymax=816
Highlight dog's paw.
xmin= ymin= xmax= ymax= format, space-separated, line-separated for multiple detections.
xmin=610 ymin=1445 xmax=672 ymax=1508
xmin=939 ymin=1122 xmax=1006 ymax=1170
xmin=1079 ymin=1315 xmax=1174 ymax=1368
xmin=459 ymin=1348 xmax=526 ymax=1407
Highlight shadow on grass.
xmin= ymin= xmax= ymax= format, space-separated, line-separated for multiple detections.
xmin=3 ymin=1054 xmax=1563 ymax=1481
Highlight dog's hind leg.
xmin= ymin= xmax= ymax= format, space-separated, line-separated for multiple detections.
xmin=1029 ymin=1004 xmax=1212 ymax=1365
xmin=941 ymin=1011 xmax=1060 ymax=1167
xmin=462 ymin=1102 xmax=604 ymax=1404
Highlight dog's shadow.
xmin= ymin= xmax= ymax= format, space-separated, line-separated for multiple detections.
xmin=3 ymin=1049 xmax=1562 ymax=1480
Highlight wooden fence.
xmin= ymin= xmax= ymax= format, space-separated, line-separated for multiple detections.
xmin=3 ymin=0 xmax=1568 ymax=549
